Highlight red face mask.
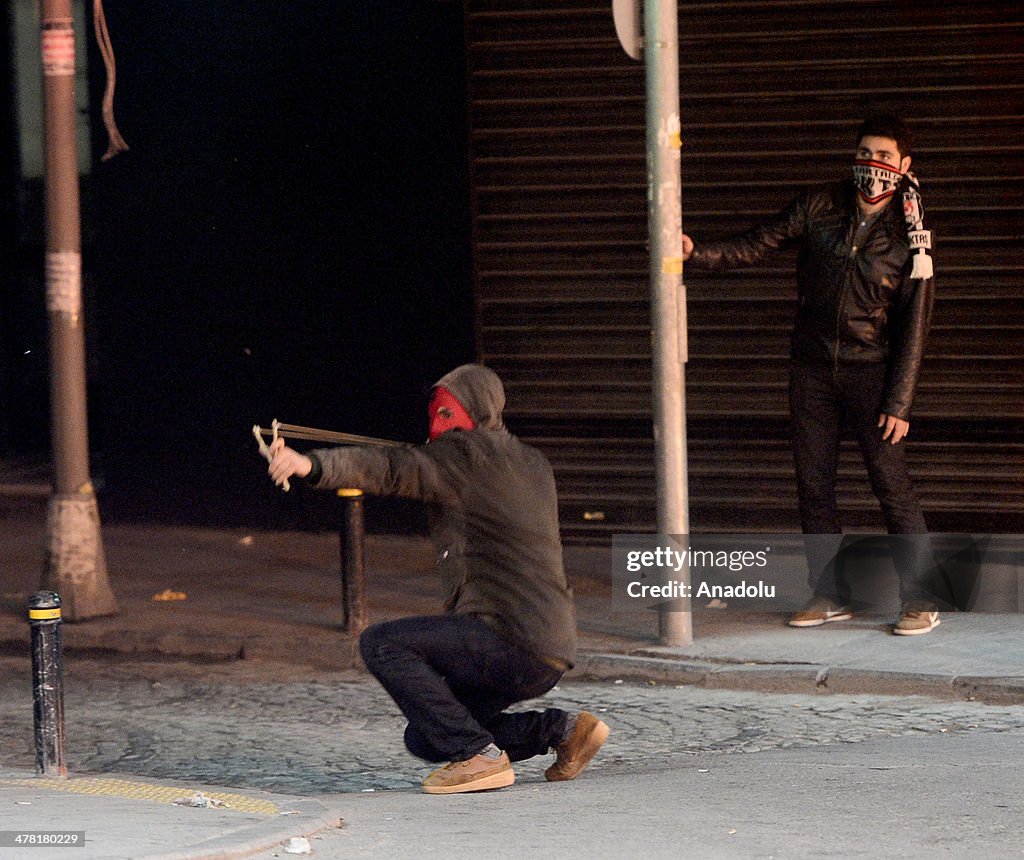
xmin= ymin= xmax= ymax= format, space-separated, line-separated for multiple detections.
xmin=428 ymin=386 xmax=475 ymax=441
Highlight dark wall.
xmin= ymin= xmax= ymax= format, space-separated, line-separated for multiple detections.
xmin=1 ymin=5 xmax=20 ymax=445
xmin=72 ymin=1 xmax=473 ymax=529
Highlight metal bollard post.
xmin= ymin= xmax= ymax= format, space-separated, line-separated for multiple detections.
xmin=337 ymin=489 xmax=367 ymax=634
xmin=28 ymin=591 xmax=66 ymax=778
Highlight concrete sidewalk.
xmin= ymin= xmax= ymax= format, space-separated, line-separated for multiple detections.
xmin=0 ymin=769 xmax=344 ymax=860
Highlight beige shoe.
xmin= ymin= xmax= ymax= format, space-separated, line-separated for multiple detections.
xmin=788 ymin=596 xmax=853 ymax=628
xmin=421 ymin=751 xmax=514 ymax=795
xmin=545 ymin=712 xmax=610 ymax=782
xmin=893 ymin=603 xmax=941 ymax=636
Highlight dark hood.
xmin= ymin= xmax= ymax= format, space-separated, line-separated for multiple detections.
xmin=433 ymin=364 xmax=506 ymax=432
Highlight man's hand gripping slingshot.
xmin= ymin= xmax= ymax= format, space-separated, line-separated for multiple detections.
xmin=252 ymin=421 xmax=409 ymax=491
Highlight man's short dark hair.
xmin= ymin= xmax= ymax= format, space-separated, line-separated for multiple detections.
xmin=857 ymin=114 xmax=914 ymax=159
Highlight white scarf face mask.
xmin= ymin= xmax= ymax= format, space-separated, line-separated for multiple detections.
xmin=852 ymin=159 xmax=904 ymax=205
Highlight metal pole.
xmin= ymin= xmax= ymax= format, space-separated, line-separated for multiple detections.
xmin=337 ymin=489 xmax=367 ymax=634
xmin=29 ymin=591 xmax=66 ymax=778
xmin=38 ymin=0 xmax=117 ymax=620
xmin=645 ymin=0 xmax=691 ymax=645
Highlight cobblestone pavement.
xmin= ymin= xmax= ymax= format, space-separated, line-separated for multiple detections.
xmin=3 ymin=656 xmax=1024 ymax=796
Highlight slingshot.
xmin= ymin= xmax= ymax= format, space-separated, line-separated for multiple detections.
xmin=252 ymin=419 xmax=291 ymax=491
xmin=252 ymin=420 xmax=410 ymax=492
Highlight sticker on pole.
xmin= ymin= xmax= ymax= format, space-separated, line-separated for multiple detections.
xmin=41 ymin=19 xmax=75 ymax=77
xmin=46 ymin=252 xmax=82 ymax=315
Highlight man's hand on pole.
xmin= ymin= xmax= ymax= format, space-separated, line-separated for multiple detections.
xmin=680 ymin=232 xmax=694 ymax=261
xmin=268 ymin=437 xmax=313 ymax=487
xmin=878 ymin=413 xmax=910 ymax=445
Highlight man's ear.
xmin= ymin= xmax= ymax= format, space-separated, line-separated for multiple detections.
xmin=901 ymin=154 xmax=912 ymax=174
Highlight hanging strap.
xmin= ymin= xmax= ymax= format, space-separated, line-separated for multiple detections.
xmin=93 ymin=0 xmax=129 ymax=161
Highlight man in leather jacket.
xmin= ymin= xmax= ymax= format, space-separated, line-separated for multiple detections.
xmin=264 ymin=364 xmax=610 ymax=793
xmin=681 ymin=115 xmax=939 ymax=635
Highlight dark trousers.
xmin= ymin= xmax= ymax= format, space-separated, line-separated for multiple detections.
xmin=359 ymin=614 xmax=569 ymax=764
xmin=789 ymin=361 xmax=932 ymax=604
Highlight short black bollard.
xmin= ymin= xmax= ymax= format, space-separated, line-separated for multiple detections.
xmin=337 ymin=489 xmax=367 ymax=634
xmin=28 ymin=591 xmax=66 ymax=778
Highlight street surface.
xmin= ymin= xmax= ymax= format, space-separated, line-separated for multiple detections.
xmin=3 ymin=655 xmax=1024 ymax=795
xmin=257 ymin=731 xmax=1024 ymax=860
xmin=2 ymin=655 xmax=1024 ymax=857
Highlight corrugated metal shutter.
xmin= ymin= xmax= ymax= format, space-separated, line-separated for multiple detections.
xmin=465 ymin=0 xmax=1024 ymax=543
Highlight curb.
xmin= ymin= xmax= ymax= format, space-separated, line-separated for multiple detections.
xmin=570 ymin=651 xmax=1024 ymax=704
xmin=0 ymin=623 xmax=362 ymax=672
xmin=139 ymin=796 xmax=345 ymax=860
xmin=954 ymin=675 xmax=1024 ymax=705
xmin=5 ymin=623 xmax=1024 ymax=705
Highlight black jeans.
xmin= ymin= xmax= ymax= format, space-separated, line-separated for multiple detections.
xmin=789 ymin=361 xmax=932 ymax=604
xmin=359 ymin=614 xmax=569 ymax=763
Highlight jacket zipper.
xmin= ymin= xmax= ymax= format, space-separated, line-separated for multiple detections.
xmin=836 ymin=212 xmax=881 ymax=367
xmin=835 ymin=221 xmax=857 ymax=367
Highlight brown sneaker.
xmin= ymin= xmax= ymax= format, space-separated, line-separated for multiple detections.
xmin=893 ymin=603 xmax=941 ymax=636
xmin=788 ymin=596 xmax=853 ymax=628
xmin=545 ymin=712 xmax=610 ymax=782
xmin=421 ymin=751 xmax=514 ymax=795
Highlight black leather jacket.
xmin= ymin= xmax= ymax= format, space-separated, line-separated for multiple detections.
xmin=688 ymin=180 xmax=934 ymax=419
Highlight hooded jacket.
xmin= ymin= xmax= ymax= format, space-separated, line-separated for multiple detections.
xmin=687 ymin=180 xmax=934 ymax=420
xmin=304 ymin=364 xmax=577 ymax=667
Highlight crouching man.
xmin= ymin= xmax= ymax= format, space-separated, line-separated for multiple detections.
xmin=265 ymin=364 xmax=609 ymax=793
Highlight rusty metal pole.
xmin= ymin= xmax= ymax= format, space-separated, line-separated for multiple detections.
xmin=38 ymin=0 xmax=117 ymax=620
xmin=28 ymin=591 xmax=66 ymax=778
xmin=337 ymin=489 xmax=367 ymax=634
